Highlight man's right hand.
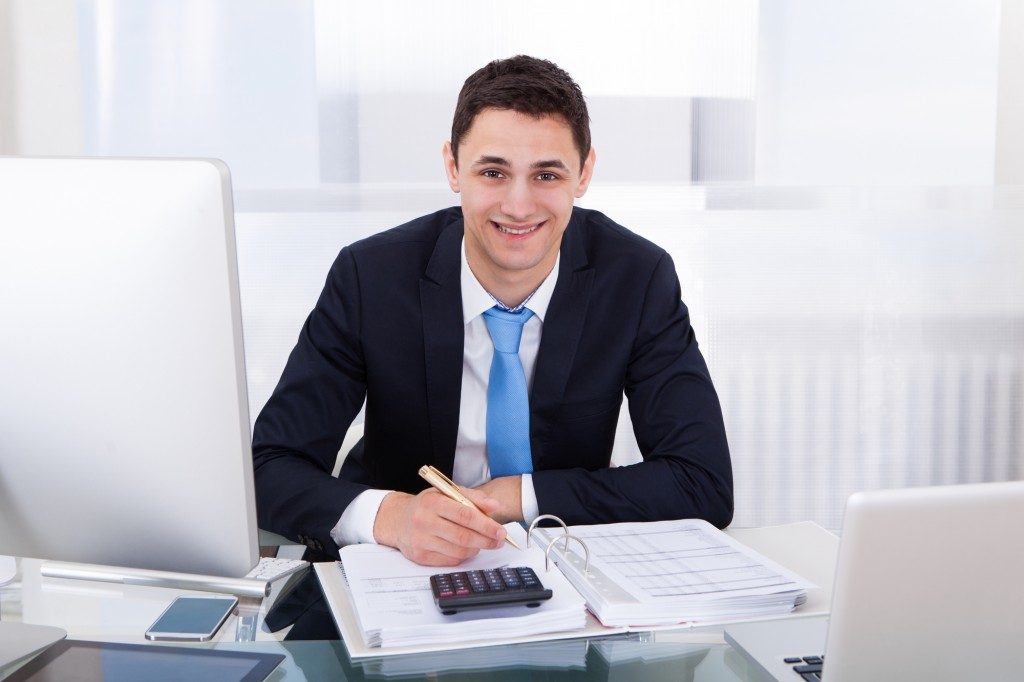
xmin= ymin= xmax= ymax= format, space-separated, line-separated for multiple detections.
xmin=372 ymin=488 xmax=507 ymax=566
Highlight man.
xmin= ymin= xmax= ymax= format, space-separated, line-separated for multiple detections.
xmin=253 ymin=55 xmax=732 ymax=568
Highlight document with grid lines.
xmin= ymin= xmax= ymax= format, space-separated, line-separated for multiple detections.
xmin=316 ymin=519 xmax=820 ymax=656
xmin=535 ymin=519 xmax=815 ymax=627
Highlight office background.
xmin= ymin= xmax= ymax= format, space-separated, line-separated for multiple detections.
xmin=1 ymin=0 xmax=1021 ymax=531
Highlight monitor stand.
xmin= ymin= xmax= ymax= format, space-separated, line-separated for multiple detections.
xmin=0 ymin=556 xmax=15 ymax=586
xmin=37 ymin=561 xmax=271 ymax=598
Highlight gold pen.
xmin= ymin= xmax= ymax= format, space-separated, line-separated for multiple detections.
xmin=417 ymin=465 xmax=523 ymax=550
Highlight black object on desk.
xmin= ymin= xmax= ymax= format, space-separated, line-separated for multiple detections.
xmin=430 ymin=566 xmax=553 ymax=615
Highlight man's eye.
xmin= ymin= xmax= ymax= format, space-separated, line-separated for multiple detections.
xmin=537 ymin=172 xmax=558 ymax=181
xmin=483 ymin=170 xmax=503 ymax=179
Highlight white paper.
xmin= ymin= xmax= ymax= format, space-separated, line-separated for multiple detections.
xmin=538 ymin=519 xmax=815 ymax=627
xmin=340 ymin=523 xmax=587 ymax=648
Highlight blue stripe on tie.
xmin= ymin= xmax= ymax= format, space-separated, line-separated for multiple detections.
xmin=483 ymin=305 xmax=535 ymax=477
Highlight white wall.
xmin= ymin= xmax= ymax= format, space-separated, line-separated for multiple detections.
xmin=2 ymin=1 xmax=1022 ymax=531
xmin=996 ymin=0 xmax=1024 ymax=183
xmin=0 ymin=0 xmax=84 ymax=156
xmin=755 ymin=1 xmax=1001 ymax=185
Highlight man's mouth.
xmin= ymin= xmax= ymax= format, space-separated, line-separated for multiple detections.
xmin=493 ymin=221 xmax=544 ymax=235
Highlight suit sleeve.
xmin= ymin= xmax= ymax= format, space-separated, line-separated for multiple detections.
xmin=531 ymin=252 xmax=734 ymax=528
xmin=251 ymin=247 xmax=370 ymax=558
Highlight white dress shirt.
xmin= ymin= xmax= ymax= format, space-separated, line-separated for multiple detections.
xmin=330 ymin=238 xmax=559 ymax=546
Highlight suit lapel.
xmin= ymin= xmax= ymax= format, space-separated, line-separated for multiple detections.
xmin=420 ymin=213 xmax=465 ymax=478
xmin=531 ymin=209 xmax=594 ymax=462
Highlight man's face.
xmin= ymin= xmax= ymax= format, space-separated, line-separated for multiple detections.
xmin=443 ymin=108 xmax=595 ymax=290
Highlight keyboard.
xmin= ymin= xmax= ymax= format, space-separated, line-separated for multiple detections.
xmin=244 ymin=556 xmax=309 ymax=583
xmin=784 ymin=654 xmax=824 ymax=680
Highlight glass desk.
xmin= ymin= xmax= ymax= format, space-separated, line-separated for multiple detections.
xmin=2 ymin=523 xmax=836 ymax=680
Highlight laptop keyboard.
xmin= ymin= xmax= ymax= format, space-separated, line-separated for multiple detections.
xmin=784 ymin=655 xmax=823 ymax=680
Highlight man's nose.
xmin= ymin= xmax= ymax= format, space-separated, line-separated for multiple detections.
xmin=499 ymin=178 xmax=537 ymax=222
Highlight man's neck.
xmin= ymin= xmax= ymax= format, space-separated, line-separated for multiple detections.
xmin=466 ymin=257 xmax=554 ymax=310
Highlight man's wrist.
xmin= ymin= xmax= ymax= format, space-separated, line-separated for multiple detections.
xmin=520 ymin=473 xmax=540 ymax=523
xmin=331 ymin=488 xmax=394 ymax=547
xmin=373 ymin=491 xmax=412 ymax=547
xmin=475 ymin=475 xmax=524 ymax=523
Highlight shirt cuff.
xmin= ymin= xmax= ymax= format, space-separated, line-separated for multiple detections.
xmin=520 ymin=474 xmax=540 ymax=523
xmin=330 ymin=488 xmax=393 ymax=547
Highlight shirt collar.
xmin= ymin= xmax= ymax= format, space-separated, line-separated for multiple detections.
xmin=460 ymin=238 xmax=559 ymax=324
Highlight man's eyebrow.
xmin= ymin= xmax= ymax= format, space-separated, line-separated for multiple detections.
xmin=472 ymin=155 xmax=510 ymax=167
xmin=470 ymin=156 xmax=571 ymax=172
xmin=531 ymin=159 xmax=570 ymax=171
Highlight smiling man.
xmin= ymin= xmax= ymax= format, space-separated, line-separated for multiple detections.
xmin=252 ymin=56 xmax=733 ymax=568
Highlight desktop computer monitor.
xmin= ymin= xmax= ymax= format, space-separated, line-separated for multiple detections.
xmin=0 ymin=156 xmax=259 ymax=578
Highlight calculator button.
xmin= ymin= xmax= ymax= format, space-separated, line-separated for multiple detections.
xmin=431 ymin=566 xmax=552 ymax=614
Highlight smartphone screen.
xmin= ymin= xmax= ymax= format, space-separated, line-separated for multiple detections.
xmin=145 ymin=596 xmax=238 ymax=641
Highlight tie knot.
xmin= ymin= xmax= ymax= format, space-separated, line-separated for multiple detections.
xmin=483 ymin=306 xmax=534 ymax=354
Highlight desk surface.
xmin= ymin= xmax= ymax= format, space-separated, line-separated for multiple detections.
xmin=0 ymin=522 xmax=838 ymax=680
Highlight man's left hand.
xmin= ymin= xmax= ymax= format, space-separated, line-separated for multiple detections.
xmin=473 ymin=476 xmax=524 ymax=524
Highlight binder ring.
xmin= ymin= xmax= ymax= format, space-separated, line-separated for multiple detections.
xmin=526 ymin=514 xmax=570 ymax=549
xmin=544 ymin=534 xmax=590 ymax=576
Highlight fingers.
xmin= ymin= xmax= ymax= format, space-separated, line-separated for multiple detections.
xmin=422 ymin=492 xmax=506 ymax=550
xmin=379 ymin=489 xmax=507 ymax=566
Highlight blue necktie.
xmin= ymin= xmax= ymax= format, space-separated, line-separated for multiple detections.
xmin=483 ymin=306 xmax=535 ymax=477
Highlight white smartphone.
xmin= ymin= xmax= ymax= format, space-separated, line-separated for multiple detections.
xmin=145 ymin=595 xmax=238 ymax=642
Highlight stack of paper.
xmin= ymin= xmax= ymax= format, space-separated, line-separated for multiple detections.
xmin=536 ymin=519 xmax=812 ymax=627
xmin=339 ymin=524 xmax=587 ymax=649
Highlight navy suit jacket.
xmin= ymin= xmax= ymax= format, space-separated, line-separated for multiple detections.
xmin=252 ymin=206 xmax=732 ymax=558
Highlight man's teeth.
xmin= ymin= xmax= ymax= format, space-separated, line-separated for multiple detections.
xmin=495 ymin=222 xmax=540 ymax=235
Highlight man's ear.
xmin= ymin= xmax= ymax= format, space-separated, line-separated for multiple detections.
xmin=442 ymin=141 xmax=460 ymax=193
xmin=574 ymin=147 xmax=597 ymax=199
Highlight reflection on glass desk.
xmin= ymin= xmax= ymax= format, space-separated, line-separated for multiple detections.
xmin=0 ymin=562 xmax=754 ymax=681
xmin=1 ymin=523 xmax=837 ymax=680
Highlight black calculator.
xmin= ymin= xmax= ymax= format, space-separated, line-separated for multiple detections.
xmin=429 ymin=567 xmax=552 ymax=615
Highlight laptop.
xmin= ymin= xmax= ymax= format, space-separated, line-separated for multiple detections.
xmin=725 ymin=480 xmax=1024 ymax=681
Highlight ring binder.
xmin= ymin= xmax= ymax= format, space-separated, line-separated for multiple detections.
xmin=544 ymin=534 xmax=591 ymax=576
xmin=527 ymin=515 xmax=592 ymax=576
xmin=319 ymin=519 xmax=816 ymax=656
xmin=526 ymin=515 xmax=570 ymax=549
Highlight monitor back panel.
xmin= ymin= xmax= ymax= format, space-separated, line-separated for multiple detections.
xmin=0 ymin=157 xmax=258 ymax=577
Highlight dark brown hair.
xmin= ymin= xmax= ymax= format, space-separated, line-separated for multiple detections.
xmin=451 ymin=55 xmax=591 ymax=171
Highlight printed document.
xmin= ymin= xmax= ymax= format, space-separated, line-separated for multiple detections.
xmin=537 ymin=519 xmax=814 ymax=627
xmin=340 ymin=524 xmax=586 ymax=648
